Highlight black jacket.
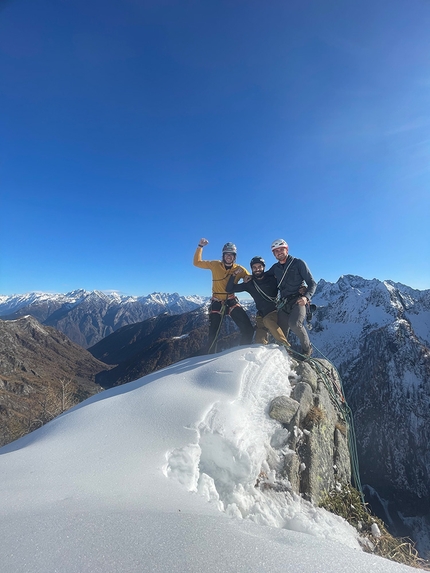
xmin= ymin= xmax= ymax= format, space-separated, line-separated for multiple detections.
xmin=266 ymin=255 xmax=316 ymax=301
xmin=226 ymin=273 xmax=278 ymax=317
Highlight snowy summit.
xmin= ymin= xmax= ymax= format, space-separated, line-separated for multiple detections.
xmin=0 ymin=345 xmax=416 ymax=573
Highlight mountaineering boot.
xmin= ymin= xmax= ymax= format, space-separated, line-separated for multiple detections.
xmin=301 ymin=347 xmax=313 ymax=360
xmin=289 ymin=346 xmax=313 ymax=361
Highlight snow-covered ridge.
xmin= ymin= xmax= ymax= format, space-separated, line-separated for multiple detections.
xmin=2 ymin=345 xmax=412 ymax=573
xmin=311 ymin=275 xmax=430 ymax=367
xmin=0 ymin=290 xmax=208 ymax=314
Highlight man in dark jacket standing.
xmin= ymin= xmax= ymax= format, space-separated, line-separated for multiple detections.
xmin=226 ymin=256 xmax=289 ymax=347
xmin=267 ymin=239 xmax=316 ymax=357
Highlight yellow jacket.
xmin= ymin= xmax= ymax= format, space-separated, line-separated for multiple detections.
xmin=193 ymin=247 xmax=249 ymax=300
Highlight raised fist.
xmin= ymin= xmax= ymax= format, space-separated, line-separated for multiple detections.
xmin=199 ymin=238 xmax=209 ymax=247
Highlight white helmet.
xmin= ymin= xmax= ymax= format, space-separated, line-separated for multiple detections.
xmin=271 ymin=239 xmax=288 ymax=251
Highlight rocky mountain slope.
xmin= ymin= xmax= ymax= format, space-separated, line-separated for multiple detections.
xmin=0 ymin=316 xmax=109 ymax=447
xmin=0 ymin=290 xmax=209 ymax=348
xmin=88 ymin=307 xmax=248 ymax=387
xmin=309 ymin=275 xmax=430 ymax=557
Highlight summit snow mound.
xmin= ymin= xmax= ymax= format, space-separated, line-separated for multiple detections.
xmin=0 ymin=345 xmax=416 ymax=573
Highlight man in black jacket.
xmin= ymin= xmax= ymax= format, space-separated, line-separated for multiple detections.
xmin=226 ymin=256 xmax=289 ymax=346
xmin=267 ymin=239 xmax=316 ymax=357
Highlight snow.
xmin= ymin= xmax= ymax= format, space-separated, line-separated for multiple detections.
xmin=0 ymin=345 xmax=416 ymax=573
xmin=0 ymin=290 xmax=209 ymax=318
xmin=406 ymin=308 xmax=430 ymax=347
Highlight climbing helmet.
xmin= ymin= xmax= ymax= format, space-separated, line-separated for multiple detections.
xmin=250 ymin=256 xmax=265 ymax=268
xmin=271 ymin=239 xmax=288 ymax=251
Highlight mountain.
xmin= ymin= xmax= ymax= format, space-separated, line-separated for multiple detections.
xmin=0 ymin=290 xmax=209 ymax=348
xmin=2 ymin=276 xmax=430 ymax=557
xmin=89 ymin=308 xmax=208 ymax=387
xmin=0 ymin=315 xmax=109 ymax=447
xmin=88 ymin=307 xmax=248 ymax=388
xmin=309 ymin=275 xmax=430 ymax=557
xmin=0 ymin=346 xmax=417 ymax=573
xmin=90 ymin=275 xmax=430 ymax=558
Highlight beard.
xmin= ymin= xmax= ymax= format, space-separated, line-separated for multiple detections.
xmin=252 ymin=270 xmax=264 ymax=279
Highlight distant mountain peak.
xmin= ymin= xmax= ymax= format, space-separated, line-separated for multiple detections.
xmin=0 ymin=289 xmax=210 ymax=348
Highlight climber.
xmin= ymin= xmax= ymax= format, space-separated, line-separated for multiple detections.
xmin=226 ymin=256 xmax=289 ymax=347
xmin=266 ymin=239 xmax=316 ymax=357
xmin=193 ymin=238 xmax=254 ymax=353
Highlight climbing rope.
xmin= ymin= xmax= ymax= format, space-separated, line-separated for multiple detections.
xmin=207 ymin=300 xmax=228 ymax=354
xmin=252 ymin=280 xmax=277 ymax=303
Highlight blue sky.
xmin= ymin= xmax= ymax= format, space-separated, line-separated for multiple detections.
xmin=1 ymin=0 xmax=429 ymax=297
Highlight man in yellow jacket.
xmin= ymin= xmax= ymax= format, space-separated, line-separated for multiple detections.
xmin=193 ymin=238 xmax=254 ymax=353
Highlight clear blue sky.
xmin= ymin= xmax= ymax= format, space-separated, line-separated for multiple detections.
xmin=1 ymin=0 xmax=429 ymax=297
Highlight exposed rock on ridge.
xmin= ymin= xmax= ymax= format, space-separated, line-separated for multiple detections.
xmin=269 ymin=358 xmax=351 ymax=505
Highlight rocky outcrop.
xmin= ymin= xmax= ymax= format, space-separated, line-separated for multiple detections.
xmin=269 ymin=358 xmax=351 ymax=505
xmin=309 ymin=277 xmax=430 ymax=557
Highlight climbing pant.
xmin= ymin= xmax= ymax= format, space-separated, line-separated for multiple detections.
xmin=255 ymin=312 xmax=289 ymax=346
xmin=207 ymin=296 xmax=254 ymax=353
xmin=277 ymin=301 xmax=311 ymax=354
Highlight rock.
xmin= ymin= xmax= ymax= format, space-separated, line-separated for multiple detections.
xmin=290 ymin=381 xmax=313 ymax=424
xmin=269 ymin=395 xmax=300 ymax=425
xmin=270 ymin=358 xmax=351 ymax=505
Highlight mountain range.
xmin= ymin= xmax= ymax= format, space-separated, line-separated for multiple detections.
xmin=1 ymin=276 xmax=430 ymax=557
xmin=0 ymin=290 xmax=209 ymax=348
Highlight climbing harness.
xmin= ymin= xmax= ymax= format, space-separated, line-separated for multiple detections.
xmin=207 ymin=299 xmax=227 ymax=353
xmin=278 ymin=293 xmax=300 ymax=314
xmin=207 ymin=295 xmax=241 ymax=353
xmin=275 ymin=257 xmax=296 ymax=311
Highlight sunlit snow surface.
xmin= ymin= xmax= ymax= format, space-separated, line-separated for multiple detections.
xmin=0 ymin=346 xmax=416 ymax=572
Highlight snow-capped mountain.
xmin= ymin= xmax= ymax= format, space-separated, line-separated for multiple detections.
xmin=309 ymin=275 xmax=430 ymax=557
xmin=0 ymin=290 xmax=209 ymax=348
xmin=310 ymin=276 xmax=430 ymax=369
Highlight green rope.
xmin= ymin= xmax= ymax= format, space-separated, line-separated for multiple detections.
xmin=207 ymin=301 xmax=228 ymax=354
xmin=252 ymin=280 xmax=277 ymax=303
xmin=287 ymin=344 xmax=366 ymax=507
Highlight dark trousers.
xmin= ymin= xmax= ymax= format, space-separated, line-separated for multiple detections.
xmin=207 ymin=298 xmax=254 ymax=353
xmin=278 ymin=303 xmax=311 ymax=354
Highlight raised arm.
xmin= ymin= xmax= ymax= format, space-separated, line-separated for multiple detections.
xmin=193 ymin=238 xmax=211 ymax=268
